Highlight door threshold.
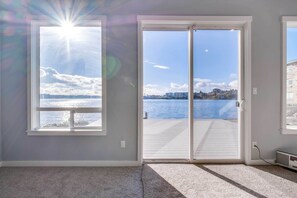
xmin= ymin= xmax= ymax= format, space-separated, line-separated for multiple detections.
xmin=143 ymin=159 xmax=244 ymax=164
xmin=144 ymin=159 xmax=190 ymax=164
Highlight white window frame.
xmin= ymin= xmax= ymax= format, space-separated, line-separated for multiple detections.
xmin=281 ymin=16 xmax=297 ymax=134
xmin=137 ymin=16 xmax=252 ymax=164
xmin=27 ymin=16 xmax=107 ymax=136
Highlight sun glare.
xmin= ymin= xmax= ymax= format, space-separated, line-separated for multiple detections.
xmin=60 ymin=21 xmax=74 ymax=37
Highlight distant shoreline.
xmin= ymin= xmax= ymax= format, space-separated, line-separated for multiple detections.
xmin=144 ymin=89 xmax=237 ymax=100
xmin=40 ymin=94 xmax=101 ymax=99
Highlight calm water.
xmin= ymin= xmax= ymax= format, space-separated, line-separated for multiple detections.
xmin=40 ymin=99 xmax=237 ymax=127
xmin=143 ymin=99 xmax=238 ymax=119
xmin=40 ymin=99 xmax=101 ymax=127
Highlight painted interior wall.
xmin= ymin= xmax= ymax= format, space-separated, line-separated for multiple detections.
xmin=1 ymin=0 xmax=297 ymax=161
xmin=0 ymin=29 xmax=2 ymax=162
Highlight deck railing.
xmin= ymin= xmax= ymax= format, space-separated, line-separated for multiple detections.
xmin=37 ymin=107 xmax=101 ymax=129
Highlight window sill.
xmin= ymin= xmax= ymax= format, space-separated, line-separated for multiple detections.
xmin=280 ymin=128 xmax=297 ymax=134
xmin=26 ymin=129 xmax=106 ymax=136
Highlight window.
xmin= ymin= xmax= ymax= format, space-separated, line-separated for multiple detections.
xmin=282 ymin=17 xmax=297 ymax=133
xmin=28 ymin=16 xmax=106 ymax=135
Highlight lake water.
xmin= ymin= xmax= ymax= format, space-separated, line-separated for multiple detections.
xmin=40 ymin=99 xmax=237 ymax=127
xmin=144 ymin=99 xmax=237 ymax=119
xmin=40 ymin=99 xmax=102 ymax=127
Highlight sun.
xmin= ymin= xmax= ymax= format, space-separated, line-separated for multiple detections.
xmin=59 ymin=20 xmax=75 ymax=38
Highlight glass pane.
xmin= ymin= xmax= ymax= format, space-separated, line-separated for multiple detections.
xmin=286 ymin=26 xmax=297 ymax=129
xmin=74 ymin=113 xmax=102 ymax=127
xmin=40 ymin=111 xmax=70 ymax=128
xmin=39 ymin=25 xmax=102 ymax=128
xmin=193 ymin=30 xmax=240 ymax=159
xmin=143 ymin=31 xmax=189 ymax=159
xmin=40 ymin=99 xmax=101 ymax=108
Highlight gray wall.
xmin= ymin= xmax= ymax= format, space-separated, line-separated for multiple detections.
xmin=1 ymin=0 xmax=297 ymax=161
xmin=0 ymin=28 xmax=2 ymax=161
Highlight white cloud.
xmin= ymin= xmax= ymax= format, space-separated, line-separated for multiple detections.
xmin=40 ymin=67 xmax=101 ymax=96
xmin=170 ymin=82 xmax=188 ymax=91
xmin=144 ymin=83 xmax=188 ymax=96
xmin=143 ymin=72 xmax=238 ymax=95
xmin=144 ymin=60 xmax=156 ymax=65
xmin=144 ymin=78 xmax=238 ymax=95
xmin=228 ymin=80 xmax=238 ymax=89
xmin=144 ymin=60 xmax=170 ymax=70
xmin=153 ymin=64 xmax=170 ymax=70
xmin=229 ymin=73 xmax=237 ymax=79
xmin=194 ymin=78 xmax=212 ymax=83
xmin=143 ymin=84 xmax=166 ymax=96
xmin=193 ymin=78 xmax=238 ymax=92
xmin=145 ymin=84 xmax=159 ymax=88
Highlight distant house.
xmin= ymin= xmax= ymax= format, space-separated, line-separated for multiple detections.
xmin=287 ymin=59 xmax=297 ymax=105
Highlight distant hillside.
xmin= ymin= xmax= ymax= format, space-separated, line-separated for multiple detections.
xmin=144 ymin=89 xmax=237 ymax=100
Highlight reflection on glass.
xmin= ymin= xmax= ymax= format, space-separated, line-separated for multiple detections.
xmin=74 ymin=113 xmax=102 ymax=127
xmin=39 ymin=26 xmax=102 ymax=128
xmin=193 ymin=30 xmax=240 ymax=159
xmin=40 ymin=111 xmax=70 ymax=128
xmin=143 ymin=31 xmax=189 ymax=159
xmin=286 ymin=27 xmax=297 ymax=129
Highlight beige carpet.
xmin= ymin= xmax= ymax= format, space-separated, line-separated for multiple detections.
xmin=0 ymin=164 xmax=297 ymax=198
xmin=142 ymin=164 xmax=297 ymax=198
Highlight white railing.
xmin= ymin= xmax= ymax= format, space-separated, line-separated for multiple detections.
xmin=37 ymin=107 xmax=102 ymax=130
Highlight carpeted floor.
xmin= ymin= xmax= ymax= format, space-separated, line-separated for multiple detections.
xmin=142 ymin=164 xmax=297 ymax=198
xmin=0 ymin=164 xmax=297 ymax=198
xmin=0 ymin=167 xmax=143 ymax=198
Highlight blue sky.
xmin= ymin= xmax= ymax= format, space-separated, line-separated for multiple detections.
xmin=143 ymin=30 xmax=239 ymax=95
xmin=39 ymin=26 xmax=297 ymax=97
xmin=40 ymin=26 xmax=102 ymax=78
xmin=40 ymin=26 xmax=102 ymax=96
xmin=287 ymin=28 xmax=297 ymax=63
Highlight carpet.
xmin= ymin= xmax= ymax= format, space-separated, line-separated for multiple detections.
xmin=0 ymin=167 xmax=143 ymax=198
xmin=1 ymin=164 xmax=297 ymax=198
xmin=142 ymin=164 xmax=297 ymax=198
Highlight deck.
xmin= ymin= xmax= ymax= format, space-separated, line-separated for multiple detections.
xmin=143 ymin=119 xmax=239 ymax=159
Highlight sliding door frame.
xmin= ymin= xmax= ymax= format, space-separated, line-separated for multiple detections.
xmin=137 ymin=16 xmax=252 ymax=164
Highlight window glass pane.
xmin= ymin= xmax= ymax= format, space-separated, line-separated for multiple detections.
xmin=193 ymin=30 xmax=240 ymax=159
xmin=40 ymin=111 xmax=70 ymax=128
xmin=142 ymin=31 xmax=189 ymax=159
xmin=39 ymin=26 xmax=102 ymax=107
xmin=39 ymin=25 xmax=102 ymax=129
xmin=40 ymin=98 xmax=101 ymax=108
xmin=286 ymin=27 xmax=297 ymax=129
xmin=74 ymin=113 xmax=102 ymax=127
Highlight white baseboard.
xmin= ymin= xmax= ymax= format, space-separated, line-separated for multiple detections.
xmin=1 ymin=160 xmax=141 ymax=167
xmin=246 ymin=159 xmax=275 ymax=165
xmin=0 ymin=159 xmax=276 ymax=167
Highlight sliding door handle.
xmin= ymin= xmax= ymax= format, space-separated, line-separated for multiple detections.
xmin=236 ymin=100 xmax=245 ymax=111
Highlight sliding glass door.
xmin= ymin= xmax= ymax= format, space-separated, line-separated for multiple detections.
xmin=193 ymin=29 xmax=241 ymax=159
xmin=142 ymin=31 xmax=189 ymax=159
xmin=142 ymin=26 xmax=242 ymax=161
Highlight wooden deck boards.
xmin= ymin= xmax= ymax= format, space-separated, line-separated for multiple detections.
xmin=143 ymin=119 xmax=239 ymax=159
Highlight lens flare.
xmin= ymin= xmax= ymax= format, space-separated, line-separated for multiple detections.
xmin=60 ymin=20 xmax=74 ymax=38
